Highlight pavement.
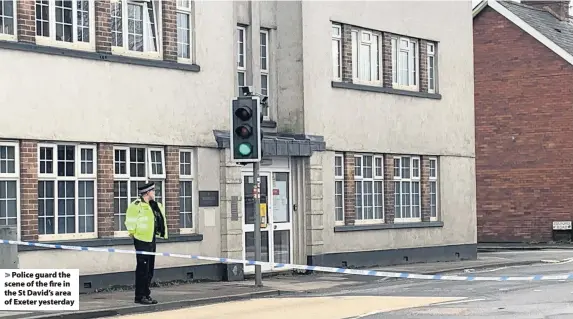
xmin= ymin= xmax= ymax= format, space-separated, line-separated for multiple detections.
xmin=3 ymin=249 xmax=573 ymax=319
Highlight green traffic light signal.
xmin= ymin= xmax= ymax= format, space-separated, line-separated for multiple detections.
xmin=238 ymin=143 xmax=253 ymax=156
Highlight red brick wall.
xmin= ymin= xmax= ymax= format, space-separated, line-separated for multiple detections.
xmin=343 ymin=152 xmax=355 ymax=225
xmin=16 ymin=1 xmax=35 ymax=44
xmin=95 ymin=0 xmax=112 ymax=54
xmin=97 ymin=144 xmax=114 ymax=237
xmin=161 ymin=0 xmax=178 ymax=62
xmin=20 ymin=141 xmax=38 ymax=241
xmin=474 ymin=8 xmax=573 ymax=242
xmin=165 ymin=146 xmax=180 ymax=235
xmin=383 ymin=155 xmax=395 ymax=223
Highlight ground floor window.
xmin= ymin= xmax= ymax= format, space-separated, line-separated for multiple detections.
xmin=37 ymin=143 xmax=97 ymax=239
xmin=112 ymin=146 xmax=165 ymax=233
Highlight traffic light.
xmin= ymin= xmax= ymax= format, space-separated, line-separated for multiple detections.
xmin=231 ymin=96 xmax=262 ymax=163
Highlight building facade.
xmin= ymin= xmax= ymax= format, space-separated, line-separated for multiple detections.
xmin=474 ymin=0 xmax=573 ymax=242
xmin=0 ymin=0 xmax=476 ymax=291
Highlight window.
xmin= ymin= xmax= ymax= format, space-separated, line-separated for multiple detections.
xmin=111 ymin=0 xmax=161 ymax=58
xmin=113 ymin=146 xmax=165 ymax=234
xmin=37 ymin=143 xmax=97 ymax=240
xmin=351 ymin=29 xmax=380 ymax=84
xmin=429 ymin=157 xmax=439 ymax=221
xmin=393 ymin=156 xmax=421 ymax=222
xmin=427 ymin=43 xmax=436 ymax=93
xmin=34 ymin=0 xmax=95 ymax=49
xmin=237 ymin=26 xmax=247 ymax=94
xmin=260 ymin=29 xmax=270 ymax=118
xmin=0 ymin=0 xmax=16 ymax=40
xmin=179 ymin=150 xmax=194 ymax=232
xmin=332 ymin=24 xmax=341 ymax=80
xmin=334 ymin=153 xmax=344 ymax=223
xmin=392 ymin=36 xmax=418 ymax=89
xmin=176 ymin=0 xmax=192 ymax=61
xmin=354 ymin=155 xmax=384 ymax=223
xmin=0 ymin=142 xmax=19 ymax=230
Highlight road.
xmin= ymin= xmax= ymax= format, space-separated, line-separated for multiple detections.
xmin=103 ymin=250 xmax=573 ymax=319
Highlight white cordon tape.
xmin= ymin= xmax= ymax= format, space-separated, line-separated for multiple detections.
xmin=2 ymin=239 xmax=571 ymax=281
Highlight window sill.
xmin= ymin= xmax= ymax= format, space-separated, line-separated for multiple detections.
xmin=18 ymin=233 xmax=204 ymax=252
xmin=331 ymin=81 xmax=442 ymax=100
xmin=0 ymin=40 xmax=201 ymax=73
xmin=262 ymin=120 xmax=277 ymax=128
xmin=334 ymin=221 xmax=444 ymax=232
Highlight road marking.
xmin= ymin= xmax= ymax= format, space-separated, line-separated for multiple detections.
xmin=432 ymin=298 xmax=485 ymax=306
xmin=103 ymin=296 xmax=466 ymax=319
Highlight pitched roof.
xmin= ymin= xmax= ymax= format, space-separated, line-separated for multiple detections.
xmin=473 ymin=0 xmax=573 ymax=66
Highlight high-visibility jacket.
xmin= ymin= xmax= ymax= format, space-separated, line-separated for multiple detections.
xmin=125 ymin=199 xmax=168 ymax=242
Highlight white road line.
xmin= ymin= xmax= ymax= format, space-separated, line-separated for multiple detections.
xmin=432 ymin=298 xmax=486 ymax=306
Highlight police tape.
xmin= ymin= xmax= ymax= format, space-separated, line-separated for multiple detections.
xmin=1 ymin=239 xmax=571 ymax=282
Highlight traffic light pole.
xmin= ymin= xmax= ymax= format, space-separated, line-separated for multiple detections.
xmin=253 ymin=161 xmax=263 ymax=287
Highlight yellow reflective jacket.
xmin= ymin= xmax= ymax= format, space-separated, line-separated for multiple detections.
xmin=125 ymin=199 xmax=168 ymax=242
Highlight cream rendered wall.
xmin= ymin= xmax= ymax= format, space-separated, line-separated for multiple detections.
xmin=0 ymin=1 xmax=235 ymax=147
xmin=301 ymin=0 xmax=475 ymax=157
xmin=320 ymin=151 xmax=476 ymax=254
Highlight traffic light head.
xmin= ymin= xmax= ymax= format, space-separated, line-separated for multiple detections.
xmin=230 ymin=96 xmax=262 ymax=162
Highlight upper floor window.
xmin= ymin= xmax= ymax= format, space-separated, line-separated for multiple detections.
xmin=354 ymin=154 xmax=384 ymax=223
xmin=176 ymin=0 xmax=192 ymax=62
xmin=37 ymin=143 xmax=97 ymax=240
xmin=237 ymin=26 xmax=247 ymax=93
xmin=332 ymin=24 xmax=341 ymax=81
xmin=427 ymin=43 xmax=436 ymax=93
xmin=351 ymin=29 xmax=381 ymax=85
xmin=0 ymin=0 xmax=16 ymax=40
xmin=393 ymin=156 xmax=421 ymax=222
xmin=392 ymin=36 xmax=418 ymax=90
xmin=260 ymin=29 xmax=270 ymax=118
xmin=35 ymin=0 xmax=95 ymax=50
xmin=111 ymin=0 xmax=161 ymax=59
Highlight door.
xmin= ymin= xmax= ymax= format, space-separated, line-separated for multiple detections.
xmin=242 ymin=172 xmax=293 ymax=273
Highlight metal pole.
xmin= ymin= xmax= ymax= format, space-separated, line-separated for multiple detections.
xmin=253 ymin=162 xmax=263 ymax=287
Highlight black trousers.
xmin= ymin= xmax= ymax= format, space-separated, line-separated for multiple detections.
xmin=134 ymin=237 xmax=156 ymax=299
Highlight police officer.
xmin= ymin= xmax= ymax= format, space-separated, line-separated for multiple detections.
xmin=125 ymin=182 xmax=168 ymax=305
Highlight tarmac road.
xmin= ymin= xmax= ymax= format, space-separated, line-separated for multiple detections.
xmin=100 ymin=249 xmax=573 ymax=319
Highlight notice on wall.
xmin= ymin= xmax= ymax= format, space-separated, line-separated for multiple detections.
xmin=0 ymin=269 xmax=79 ymax=311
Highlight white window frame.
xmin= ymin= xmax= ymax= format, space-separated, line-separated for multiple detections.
xmin=354 ymin=154 xmax=384 ymax=225
xmin=0 ymin=0 xmax=17 ymax=41
xmin=351 ymin=29 xmax=381 ymax=85
xmin=334 ymin=153 xmax=344 ymax=225
xmin=260 ymin=28 xmax=270 ymax=119
xmin=176 ymin=0 xmax=193 ymax=63
xmin=179 ymin=149 xmax=194 ymax=233
xmin=237 ymin=25 xmax=247 ymax=94
xmin=34 ymin=0 xmax=96 ymax=51
xmin=429 ymin=157 xmax=439 ymax=221
xmin=112 ymin=146 xmax=166 ymax=237
xmin=332 ymin=24 xmax=342 ymax=81
xmin=0 ymin=141 xmax=20 ymax=240
xmin=37 ymin=143 xmax=98 ymax=241
xmin=427 ymin=42 xmax=436 ymax=94
xmin=110 ymin=0 xmax=163 ymax=60
xmin=393 ymin=155 xmax=421 ymax=223
xmin=392 ymin=36 xmax=419 ymax=90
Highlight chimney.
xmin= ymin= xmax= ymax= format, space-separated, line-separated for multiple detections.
xmin=521 ymin=0 xmax=570 ymax=21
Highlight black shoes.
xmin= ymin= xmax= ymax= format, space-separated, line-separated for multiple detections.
xmin=134 ymin=296 xmax=158 ymax=305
